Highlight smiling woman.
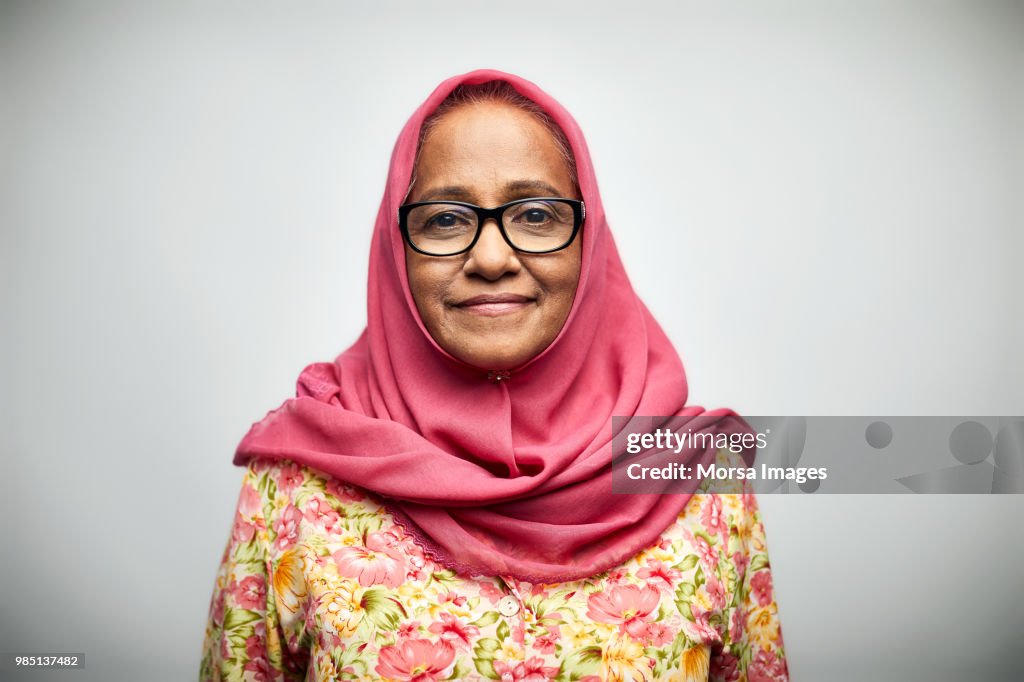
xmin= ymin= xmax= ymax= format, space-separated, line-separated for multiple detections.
xmin=403 ymin=94 xmax=583 ymax=371
xmin=200 ymin=70 xmax=789 ymax=681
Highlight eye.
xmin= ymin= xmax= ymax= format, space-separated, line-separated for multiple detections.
xmin=428 ymin=212 xmax=461 ymax=229
xmin=523 ymin=208 xmax=552 ymax=224
xmin=507 ymin=201 xmax=573 ymax=231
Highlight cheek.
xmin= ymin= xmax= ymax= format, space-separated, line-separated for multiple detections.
xmin=539 ymin=253 xmax=582 ymax=318
xmin=406 ymin=258 xmax=454 ymax=322
xmin=557 ymin=248 xmax=583 ymax=298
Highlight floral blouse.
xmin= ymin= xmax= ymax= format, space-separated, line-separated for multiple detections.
xmin=200 ymin=449 xmax=788 ymax=681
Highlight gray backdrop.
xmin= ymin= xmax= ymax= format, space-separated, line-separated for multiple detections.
xmin=2 ymin=1 xmax=1022 ymax=680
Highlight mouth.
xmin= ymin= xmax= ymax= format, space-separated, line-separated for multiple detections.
xmin=453 ymin=293 xmax=536 ymax=317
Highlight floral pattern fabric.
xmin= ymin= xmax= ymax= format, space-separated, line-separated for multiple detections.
xmin=200 ymin=449 xmax=788 ymax=681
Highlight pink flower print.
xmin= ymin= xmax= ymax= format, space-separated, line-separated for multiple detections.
xmin=243 ymin=654 xmax=272 ymax=682
xmin=694 ymin=534 xmax=719 ymax=569
xmin=492 ymin=656 xmax=559 ymax=682
xmin=748 ymin=648 xmax=789 ymax=682
xmin=232 ymin=513 xmax=256 ymax=544
xmin=368 ymin=528 xmax=423 ymax=561
xmin=374 ymin=638 xmax=455 ymax=682
xmin=366 ymin=529 xmax=412 ymax=558
xmin=244 ymin=633 xmax=265 ymax=660
xmin=479 ymin=582 xmax=504 ymax=605
xmin=605 ymin=567 xmax=629 ymax=583
xmin=732 ymin=551 xmax=750 ymax=582
xmin=326 ymin=478 xmax=364 ymax=502
xmin=710 ymin=650 xmax=740 ymax=682
xmin=532 ymin=632 xmax=558 ymax=654
xmin=586 ymin=583 xmax=661 ymax=639
xmin=729 ymin=605 xmax=747 ymax=644
xmin=219 ymin=635 xmax=231 ymax=662
xmin=277 ymin=463 xmax=304 ymax=494
xmin=395 ymin=530 xmax=428 ymax=559
xmin=230 ymin=574 xmax=267 ymax=610
xmin=438 ymin=591 xmax=466 ymax=608
xmin=211 ymin=590 xmax=225 ymax=626
xmin=369 ymin=528 xmax=402 ymax=549
xmin=238 ymin=483 xmax=262 ymax=516
xmin=683 ymin=612 xmax=721 ymax=645
xmin=397 ymin=621 xmax=420 ymax=638
xmin=427 ymin=612 xmax=479 ymax=649
xmin=640 ymin=621 xmax=675 ymax=647
xmin=700 ymin=495 xmax=727 ymax=537
xmin=637 ymin=559 xmax=682 ymax=591
xmin=332 ymin=534 xmax=406 ymax=587
xmin=272 ymin=504 xmax=303 ymax=551
xmin=302 ymin=496 xmax=341 ymax=532
xmin=705 ymin=574 xmax=726 ymax=610
xmin=406 ymin=553 xmax=429 ymax=581
xmin=750 ymin=569 xmax=774 ymax=607
xmin=242 ymin=634 xmax=271 ymax=681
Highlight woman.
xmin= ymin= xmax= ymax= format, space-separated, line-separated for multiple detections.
xmin=200 ymin=70 xmax=788 ymax=682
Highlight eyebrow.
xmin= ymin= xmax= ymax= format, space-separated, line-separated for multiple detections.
xmin=416 ymin=180 xmax=566 ymax=203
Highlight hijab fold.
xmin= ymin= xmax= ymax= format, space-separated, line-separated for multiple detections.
xmin=234 ymin=69 xmax=753 ymax=582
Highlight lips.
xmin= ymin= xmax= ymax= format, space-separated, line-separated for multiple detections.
xmin=454 ymin=293 xmax=535 ymax=316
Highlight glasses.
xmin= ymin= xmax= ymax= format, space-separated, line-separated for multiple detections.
xmin=398 ymin=197 xmax=585 ymax=256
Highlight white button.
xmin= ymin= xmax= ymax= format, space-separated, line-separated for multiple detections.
xmin=497 ymin=595 xmax=520 ymax=617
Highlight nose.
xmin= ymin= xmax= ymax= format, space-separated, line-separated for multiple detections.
xmin=464 ymin=218 xmax=521 ymax=280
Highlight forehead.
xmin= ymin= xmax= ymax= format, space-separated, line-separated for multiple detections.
xmin=413 ymin=101 xmax=574 ymax=201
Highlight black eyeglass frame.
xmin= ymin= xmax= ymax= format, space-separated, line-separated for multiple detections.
xmin=398 ymin=197 xmax=585 ymax=256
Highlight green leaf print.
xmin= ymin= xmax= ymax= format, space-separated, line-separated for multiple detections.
xmin=223 ymin=608 xmax=261 ymax=630
xmin=223 ymin=662 xmax=247 ymax=682
xmin=362 ymin=587 xmax=406 ymax=630
xmin=232 ymin=539 xmax=263 ymax=564
xmin=562 ymin=646 xmax=601 ymax=681
xmin=474 ymin=657 xmax=499 ymax=680
xmin=256 ymin=473 xmax=276 ymax=504
xmin=694 ymin=529 xmax=716 ymax=546
xmin=676 ymin=554 xmax=700 ymax=572
xmin=430 ymin=569 xmax=461 ymax=588
xmin=348 ymin=513 xmax=384 ymax=539
xmin=448 ymin=658 xmax=474 ymax=680
xmin=750 ymin=553 xmax=770 ymax=572
xmin=471 ymin=610 xmax=500 ymax=628
xmin=474 ymin=637 xmax=501 ymax=656
xmin=226 ymin=626 xmax=254 ymax=651
xmin=675 ymin=581 xmax=696 ymax=600
xmin=496 ymin=619 xmax=510 ymax=641
xmin=334 ymin=645 xmax=368 ymax=677
xmin=675 ymin=598 xmax=696 ymax=621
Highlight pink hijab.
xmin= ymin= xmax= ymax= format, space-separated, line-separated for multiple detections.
xmin=234 ymin=69 xmax=749 ymax=582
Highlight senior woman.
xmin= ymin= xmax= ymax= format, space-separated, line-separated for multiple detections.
xmin=201 ymin=70 xmax=788 ymax=682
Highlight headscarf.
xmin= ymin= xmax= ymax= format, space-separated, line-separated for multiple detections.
xmin=234 ymin=69 xmax=752 ymax=582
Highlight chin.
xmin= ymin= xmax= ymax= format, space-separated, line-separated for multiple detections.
xmin=463 ymin=353 xmax=527 ymax=371
xmin=456 ymin=342 xmax=537 ymax=371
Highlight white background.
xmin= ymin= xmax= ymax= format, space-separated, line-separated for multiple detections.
xmin=2 ymin=1 xmax=1022 ymax=680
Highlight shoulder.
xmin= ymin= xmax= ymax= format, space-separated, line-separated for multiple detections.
xmin=672 ymin=447 xmax=759 ymax=529
xmin=242 ymin=458 xmax=377 ymax=509
xmin=238 ymin=458 xmax=405 ymax=556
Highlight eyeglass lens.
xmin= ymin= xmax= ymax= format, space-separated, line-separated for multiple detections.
xmin=405 ymin=200 xmax=576 ymax=255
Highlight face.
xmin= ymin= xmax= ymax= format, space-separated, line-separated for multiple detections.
xmin=405 ymin=101 xmax=582 ymax=370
